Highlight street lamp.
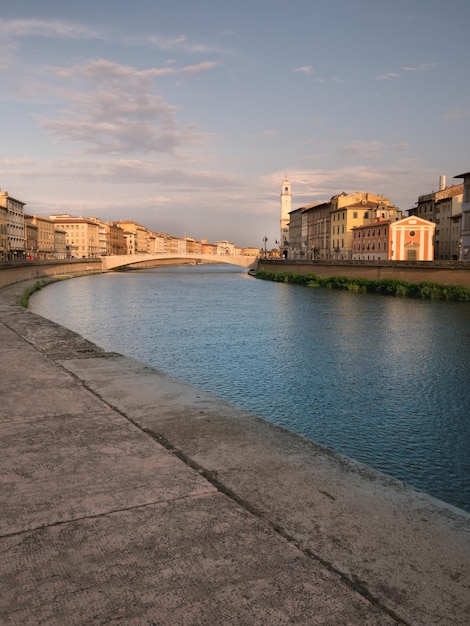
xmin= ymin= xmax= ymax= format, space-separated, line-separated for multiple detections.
xmin=263 ymin=236 xmax=268 ymax=258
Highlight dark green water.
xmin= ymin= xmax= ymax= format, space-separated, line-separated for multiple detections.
xmin=31 ymin=264 xmax=470 ymax=512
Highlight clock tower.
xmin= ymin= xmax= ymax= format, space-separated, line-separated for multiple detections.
xmin=280 ymin=177 xmax=291 ymax=256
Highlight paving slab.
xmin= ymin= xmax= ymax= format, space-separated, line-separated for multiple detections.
xmin=61 ymin=352 xmax=470 ymax=626
xmin=1 ymin=411 xmax=215 ymax=536
xmin=1 ymin=494 xmax=396 ymax=626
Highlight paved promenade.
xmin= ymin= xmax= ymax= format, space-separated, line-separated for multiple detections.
xmin=1 ymin=282 xmax=469 ymax=625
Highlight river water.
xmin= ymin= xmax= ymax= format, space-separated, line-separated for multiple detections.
xmin=30 ymin=264 xmax=470 ymax=512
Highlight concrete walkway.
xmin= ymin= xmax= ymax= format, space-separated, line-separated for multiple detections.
xmin=0 ymin=282 xmax=469 ymax=625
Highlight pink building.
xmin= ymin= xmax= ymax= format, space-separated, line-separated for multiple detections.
xmin=390 ymin=216 xmax=435 ymax=261
xmin=352 ymin=216 xmax=435 ymax=261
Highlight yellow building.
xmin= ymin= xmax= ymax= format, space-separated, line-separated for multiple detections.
xmin=330 ymin=192 xmax=401 ymax=260
xmin=115 ymin=221 xmax=151 ymax=253
xmin=49 ymin=215 xmax=100 ymax=258
xmin=25 ymin=221 xmax=38 ymax=259
xmin=24 ymin=215 xmax=56 ymax=259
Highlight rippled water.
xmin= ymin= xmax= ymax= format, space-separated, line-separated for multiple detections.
xmin=30 ymin=265 xmax=470 ymax=512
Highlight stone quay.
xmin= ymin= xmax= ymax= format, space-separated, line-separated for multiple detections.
xmin=1 ymin=279 xmax=469 ymax=625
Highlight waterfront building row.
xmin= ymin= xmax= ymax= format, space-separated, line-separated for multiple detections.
xmin=280 ymin=173 xmax=469 ymax=262
xmin=0 ymin=190 xmax=259 ymax=261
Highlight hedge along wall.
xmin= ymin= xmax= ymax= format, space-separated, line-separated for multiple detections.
xmin=256 ymin=269 xmax=470 ymax=301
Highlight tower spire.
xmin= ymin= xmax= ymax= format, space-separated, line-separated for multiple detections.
xmin=280 ymin=177 xmax=291 ymax=257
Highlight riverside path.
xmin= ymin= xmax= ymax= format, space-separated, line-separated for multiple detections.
xmin=0 ymin=280 xmax=469 ymax=625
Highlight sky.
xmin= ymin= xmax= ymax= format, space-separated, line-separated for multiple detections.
xmin=1 ymin=0 xmax=469 ymax=248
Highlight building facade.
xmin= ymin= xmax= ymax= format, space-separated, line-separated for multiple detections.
xmin=54 ymin=228 xmax=67 ymax=259
xmin=409 ymin=176 xmax=463 ymax=260
xmin=49 ymin=215 xmax=100 ymax=258
xmin=454 ymin=171 xmax=470 ymax=260
xmin=0 ymin=189 xmax=25 ymax=260
xmin=289 ymin=191 xmax=400 ymax=260
xmin=24 ymin=215 xmax=57 ymax=259
xmin=390 ymin=216 xmax=436 ymax=261
xmin=116 ymin=221 xmax=151 ymax=254
xmin=24 ymin=221 xmax=38 ymax=259
xmin=352 ymin=219 xmax=391 ymax=260
xmin=0 ymin=203 xmax=7 ymax=259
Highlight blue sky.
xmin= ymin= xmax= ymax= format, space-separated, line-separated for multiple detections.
xmin=1 ymin=0 xmax=469 ymax=248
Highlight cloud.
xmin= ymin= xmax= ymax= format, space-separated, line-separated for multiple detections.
xmin=294 ymin=66 xmax=313 ymax=74
xmin=377 ymin=62 xmax=437 ymax=80
xmin=39 ymin=58 xmax=217 ymax=154
xmin=0 ymin=18 xmax=102 ymax=40
xmin=377 ymin=72 xmax=401 ymax=80
xmin=0 ymin=155 xmax=239 ymax=187
xmin=401 ymin=63 xmax=437 ymax=72
xmin=443 ymin=102 xmax=470 ymax=120
xmin=342 ymin=141 xmax=385 ymax=158
xmin=250 ymin=129 xmax=279 ymax=139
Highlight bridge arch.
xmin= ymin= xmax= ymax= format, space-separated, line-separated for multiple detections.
xmin=101 ymin=253 xmax=259 ymax=271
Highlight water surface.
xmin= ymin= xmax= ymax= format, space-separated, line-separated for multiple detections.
xmin=31 ymin=265 xmax=470 ymax=511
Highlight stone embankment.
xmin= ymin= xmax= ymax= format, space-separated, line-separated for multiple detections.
xmin=258 ymin=259 xmax=470 ymax=288
xmin=1 ymin=279 xmax=469 ymax=625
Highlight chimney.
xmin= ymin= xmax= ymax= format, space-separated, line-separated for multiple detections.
xmin=439 ymin=175 xmax=446 ymax=191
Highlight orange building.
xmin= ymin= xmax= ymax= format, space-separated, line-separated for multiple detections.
xmin=389 ymin=216 xmax=435 ymax=261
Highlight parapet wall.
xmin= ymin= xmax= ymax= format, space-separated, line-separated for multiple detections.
xmin=258 ymin=259 xmax=470 ymax=287
xmin=0 ymin=259 xmax=102 ymax=289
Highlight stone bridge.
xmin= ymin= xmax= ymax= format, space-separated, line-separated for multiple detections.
xmin=101 ymin=253 xmax=259 ymax=271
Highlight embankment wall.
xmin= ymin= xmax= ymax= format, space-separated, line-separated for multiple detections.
xmin=0 ymin=259 xmax=102 ymax=289
xmin=258 ymin=259 xmax=470 ymax=287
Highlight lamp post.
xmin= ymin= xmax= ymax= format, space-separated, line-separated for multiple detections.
xmin=263 ymin=236 xmax=268 ymax=258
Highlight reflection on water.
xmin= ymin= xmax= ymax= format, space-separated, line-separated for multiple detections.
xmin=31 ymin=265 xmax=470 ymax=512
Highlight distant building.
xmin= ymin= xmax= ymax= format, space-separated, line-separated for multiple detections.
xmin=115 ymin=221 xmax=151 ymax=254
xmin=352 ymin=218 xmax=393 ymax=261
xmin=289 ymin=191 xmax=401 ymax=260
xmin=287 ymin=206 xmax=305 ymax=258
xmin=305 ymin=202 xmax=330 ymax=260
xmin=201 ymin=240 xmax=218 ymax=255
xmin=0 ymin=202 xmax=8 ymax=259
xmin=390 ymin=216 xmax=435 ymax=261
xmin=49 ymin=215 xmax=100 ymax=258
xmin=24 ymin=220 xmax=38 ymax=259
xmin=453 ymin=171 xmax=470 ymax=260
xmin=24 ymin=215 xmax=56 ymax=259
xmin=409 ymin=176 xmax=463 ymax=260
xmin=352 ymin=215 xmax=435 ymax=261
xmin=54 ymin=228 xmax=67 ymax=259
xmin=215 ymin=240 xmax=236 ymax=255
xmin=0 ymin=189 xmax=25 ymax=260
xmin=104 ymin=222 xmax=127 ymax=255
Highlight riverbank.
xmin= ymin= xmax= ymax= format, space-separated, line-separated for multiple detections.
xmin=258 ymin=258 xmax=470 ymax=288
xmin=1 ymin=280 xmax=469 ymax=625
xmin=255 ymin=269 xmax=470 ymax=301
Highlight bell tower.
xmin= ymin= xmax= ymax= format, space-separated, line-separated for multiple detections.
xmin=280 ymin=177 xmax=291 ymax=254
